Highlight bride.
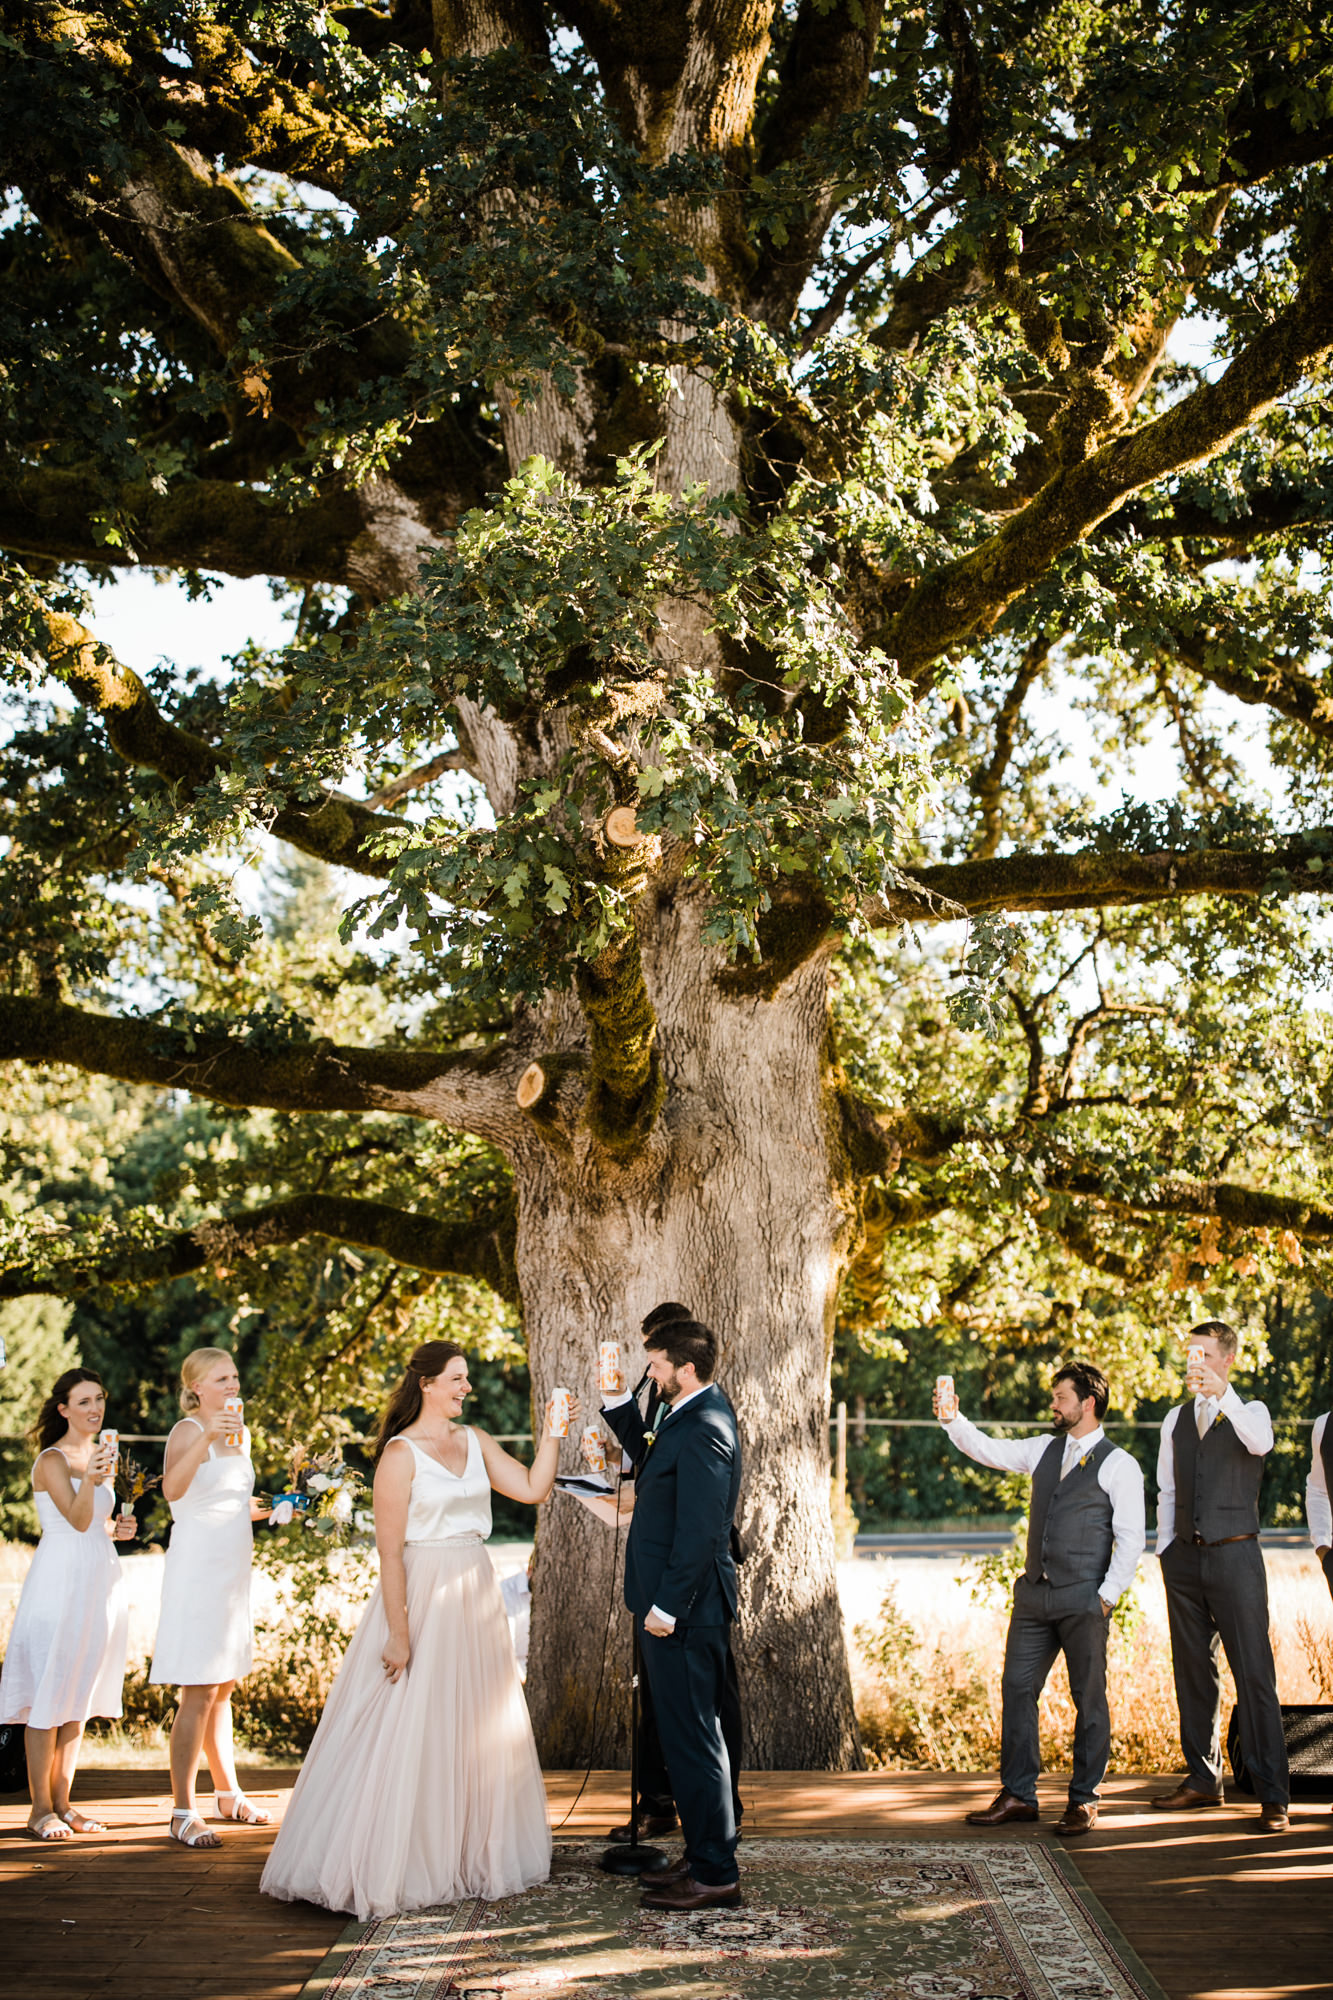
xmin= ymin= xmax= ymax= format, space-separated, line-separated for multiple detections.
xmin=261 ymin=1340 xmax=572 ymax=1920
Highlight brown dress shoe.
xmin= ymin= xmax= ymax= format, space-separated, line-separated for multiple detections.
xmin=1053 ymin=1802 xmax=1098 ymax=1837
xmin=640 ymin=1875 xmax=742 ymax=1911
xmin=1256 ymin=1802 xmax=1290 ymax=1833
xmin=607 ymin=1813 xmax=678 ymax=1840
xmin=965 ymin=1790 xmax=1040 ymax=1826
xmin=1150 ymin=1781 xmax=1226 ymax=1811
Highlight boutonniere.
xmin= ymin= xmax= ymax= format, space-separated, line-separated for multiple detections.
xmin=1077 ymin=1453 xmax=1090 ymax=1469
xmin=643 ymin=1430 xmax=658 ymax=1450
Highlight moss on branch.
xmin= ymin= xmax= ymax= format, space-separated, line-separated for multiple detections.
xmin=0 ymin=996 xmax=502 ymax=1118
xmin=868 ymin=834 xmax=1333 ymax=921
xmin=0 ymin=1191 xmax=518 ymax=1305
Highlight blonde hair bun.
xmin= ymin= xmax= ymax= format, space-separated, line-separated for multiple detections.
xmin=180 ymin=1347 xmax=237 ymax=1413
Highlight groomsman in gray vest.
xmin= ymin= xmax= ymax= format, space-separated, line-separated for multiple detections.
xmin=935 ymin=1361 xmax=1145 ymax=1836
xmin=1306 ymin=1408 xmax=1333 ymax=1601
xmin=1152 ymin=1320 xmax=1289 ymax=1832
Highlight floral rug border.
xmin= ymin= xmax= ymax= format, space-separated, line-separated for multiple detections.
xmin=298 ymin=1835 xmax=1170 ymax=2000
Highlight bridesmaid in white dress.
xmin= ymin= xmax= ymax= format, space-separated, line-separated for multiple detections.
xmin=0 ymin=1368 xmax=137 ymax=1840
xmin=149 ymin=1347 xmax=271 ymax=1848
xmin=261 ymin=1339 xmax=572 ymax=1920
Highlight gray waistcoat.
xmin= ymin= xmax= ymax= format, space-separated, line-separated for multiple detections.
xmin=1024 ymin=1435 xmax=1115 ymax=1587
xmin=1171 ymin=1399 xmax=1263 ymax=1543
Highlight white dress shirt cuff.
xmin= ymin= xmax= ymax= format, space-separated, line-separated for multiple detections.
xmin=648 ymin=1604 xmax=676 ymax=1631
xmin=601 ymin=1390 xmax=632 ymax=1410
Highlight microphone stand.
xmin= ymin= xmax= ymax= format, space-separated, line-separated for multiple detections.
xmin=600 ymin=1378 xmax=669 ymax=1878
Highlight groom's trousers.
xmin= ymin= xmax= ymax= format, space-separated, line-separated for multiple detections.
xmin=635 ymin=1634 xmax=744 ymax=1831
xmin=637 ymin=1616 xmax=739 ymax=1885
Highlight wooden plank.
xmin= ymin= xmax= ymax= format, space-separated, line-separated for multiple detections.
xmin=3 ymin=1767 xmax=1327 ymax=2000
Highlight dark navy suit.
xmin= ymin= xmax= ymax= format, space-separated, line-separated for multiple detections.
xmin=603 ymin=1383 xmax=742 ymax=1885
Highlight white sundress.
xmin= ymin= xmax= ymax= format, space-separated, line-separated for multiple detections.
xmin=149 ymin=1420 xmax=256 ymax=1684
xmin=0 ymin=1455 xmax=129 ymax=1729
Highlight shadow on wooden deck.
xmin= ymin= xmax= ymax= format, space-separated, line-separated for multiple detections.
xmin=2 ymin=1768 xmax=1328 ymax=2000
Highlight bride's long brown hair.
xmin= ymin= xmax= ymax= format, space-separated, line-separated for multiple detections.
xmin=374 ymin=1341 xmax=468 ymax=1464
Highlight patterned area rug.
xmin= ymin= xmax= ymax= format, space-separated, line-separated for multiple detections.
xmin=302 ymin=1838 xmax=1166 ymax=2000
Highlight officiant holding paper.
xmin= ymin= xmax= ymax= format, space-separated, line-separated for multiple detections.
xmin=601 ymin=1314 xmax=743 ymax=1909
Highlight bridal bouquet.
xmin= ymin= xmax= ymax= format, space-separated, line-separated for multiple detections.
xmin=268 ymin=1440 xmax=371 ymax=1544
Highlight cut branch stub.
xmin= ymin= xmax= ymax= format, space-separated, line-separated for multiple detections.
xmin=603 ymin=805 xmax=645 ymax=849
xmin=516 ymin=1061 xmax=550 ymax=1109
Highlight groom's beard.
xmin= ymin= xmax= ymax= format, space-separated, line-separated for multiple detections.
xmin=1049 ymin=1412 xmax=1075 ymax=1435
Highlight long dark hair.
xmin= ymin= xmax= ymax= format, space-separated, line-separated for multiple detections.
xmin=374 ymin=1341 xmax=467 ymax=1464
xmin=29 ymin=1368 xmax=104 ymax=1454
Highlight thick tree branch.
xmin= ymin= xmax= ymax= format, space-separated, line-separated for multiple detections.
xmin=883 ymin=218 xmax=1333 ymax=684
xmin=1174 ymin=633 xmax=1333 ymax=745
xmin=1097 ymin=487 xmax=1333 ymax=552
xmin=1 ymin=466 xmax=369 ymax=589
xmin=35 ymin=608 xmax=417 ymax=882
xmin=0 ymin=996 xmax=516 ymax=1139
xmin=0 ymin=1192 xmax=518 ymax=1305
xmin=749 ymin=0 xmax=886 ymax=327
xmin=365 ymin=750 xmax=470 ymax=810
xmin=870 ymin=833 xmax=1333 ymax=922
xmin=1045 ymin=1169 xmax=1333 ymax=1245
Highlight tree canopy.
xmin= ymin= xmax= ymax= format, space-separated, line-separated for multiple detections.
xmin=4 ymin=0 xmax=1333 ymax=1763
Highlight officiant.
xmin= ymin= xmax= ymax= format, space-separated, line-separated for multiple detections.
xmin=600 ymin=1301 xmax=744 ymax=1848
xmin=600 ymin=1314 xmax=742 ymax=1909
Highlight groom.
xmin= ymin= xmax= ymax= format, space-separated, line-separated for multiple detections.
xmin=601 ymin=1316 xmax=743 ymax=1909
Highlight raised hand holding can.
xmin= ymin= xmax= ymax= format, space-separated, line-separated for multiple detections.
xmin=548 ymin=1387 xmax=572 ymax=1438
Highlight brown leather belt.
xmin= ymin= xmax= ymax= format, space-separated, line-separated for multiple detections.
xmin=1190 ymin=1532 xmax=1258 ymax=1546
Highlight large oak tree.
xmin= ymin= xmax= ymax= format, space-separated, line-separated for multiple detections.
xmin=3 ymin=0 xmax=1333 ymax=1767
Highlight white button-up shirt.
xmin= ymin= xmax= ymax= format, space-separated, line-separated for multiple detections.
xmin=942 ymin=1414 xmax=1145 ymax=1603
xmin=1307 ymin=1412 xmax=1331 ymax=1551
xmin=1155 ymin=1387 xmax=1273 ymax=1554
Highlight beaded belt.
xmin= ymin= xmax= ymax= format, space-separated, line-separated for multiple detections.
xmin=407 ymin=1532 xmax=485 ymax=1547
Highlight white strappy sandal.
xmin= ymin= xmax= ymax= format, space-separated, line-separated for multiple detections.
xmin=214 ymin=1790 xmax=271 ymax=1825
xmin=25 ymin=1812 xmax=71 ymax=1841
xmin=59 ymin=1807 xmax=108 ymax=1833
xmin=168 ymin=1807 xmax=222 ymax=1848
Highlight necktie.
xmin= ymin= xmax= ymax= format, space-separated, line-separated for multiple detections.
xmin=1196 ymin=1398 xmax=1214 ymax=1440
xmin=1060 ymin=1439 xmax=1080 ymax=1479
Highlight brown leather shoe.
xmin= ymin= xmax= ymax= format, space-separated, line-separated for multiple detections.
xmin=1053 ymin=1802 xmax=1098 ymax=1837
xmin=1256 ymin=1802 xmax=1290 ymax=1833
xmin=640 ymin=1874 xmax=742 ymax=1910
xmin=965 ymin=1789 xmax=1039 ymax=1826
xmin=1150 ymin=1782 xmax=1225 ymax=1811
xmin=608 ymin=1813 xmax=678 ymax=1840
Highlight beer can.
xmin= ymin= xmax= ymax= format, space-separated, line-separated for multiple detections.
xmin=223 ymin=1395 xmax=244 ymax=1447
xmin=599 ymin=1340 xmax=622 ymax=1396
xmin=581 ymin=1426 xmax=608 ymax=1472
xmin=549 ymin=1387 xmax=572 ymax=1438
xmin=1186 ymin=1342 xmax=1206 ymax=1387
xmin=935 ymin=1375 xmax=954 ymax=1410
xmin=98 ymin=1428 xmax=119 ymax=1464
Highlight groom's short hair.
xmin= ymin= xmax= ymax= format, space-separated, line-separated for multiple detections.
xmin=642 ymin=1300 xmax=692 ymax=1335
xmin=644 ymin=1317 xmax=717 ymax=1381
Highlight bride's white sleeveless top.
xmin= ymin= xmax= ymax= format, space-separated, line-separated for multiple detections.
xmin=398 ymin=1428 xmax=492 ymax=1542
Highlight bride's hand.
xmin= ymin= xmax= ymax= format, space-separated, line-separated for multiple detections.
xmin=381 ymin=1634 xmax=410 ymax=1684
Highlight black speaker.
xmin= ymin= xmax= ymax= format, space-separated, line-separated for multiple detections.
xmin=0 ymin=1721 xmax=28 ymax=1798
xmin=1227 ymin=1703 xmax=1333 ymax=1800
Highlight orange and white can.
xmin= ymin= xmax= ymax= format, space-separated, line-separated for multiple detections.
xmin=1185 ymin=1343 xmax=1206 ymax=1390
xmin=549 ymin=1387 xmax=572 ymax=1438
xmin=935 ymin=1375 xmax=954 ymax=1413
xmin=97 ymin=1428 xmax=119 ymax=1466
xmin=581 ymin=1426 xmax=608 ymax=1472
xmin=223 ymin=1395 xmax=244 ymax=1448
xmin=599 ymin=1341 xmax=622 ymax=1396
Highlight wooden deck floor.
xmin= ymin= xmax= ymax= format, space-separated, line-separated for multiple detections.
xmin=2 ymin=1768 xmax=1328 ymax=2000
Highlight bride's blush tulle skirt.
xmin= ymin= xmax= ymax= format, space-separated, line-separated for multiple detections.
xmin=260 ymin=1541 xmax=552 ymax=1919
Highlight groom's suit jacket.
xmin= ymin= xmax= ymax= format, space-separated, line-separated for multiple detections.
xmin=603 ymin=1385 xmax=741 ymax=1625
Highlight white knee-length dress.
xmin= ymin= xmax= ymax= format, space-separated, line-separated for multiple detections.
xmin=149 ymin=1420 xmax=255 ymax=1684
xmin=0 ymin=1456 xmax=129 ymax=1729
xmin=260 ymin=1428 xmax=551 ymax=1919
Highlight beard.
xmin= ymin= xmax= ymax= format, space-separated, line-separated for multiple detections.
xmin=1049 ymin=1412 xmax=1075 ymax=1434
xmin=655 ymin=1365 xmax=685 ymax=1404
